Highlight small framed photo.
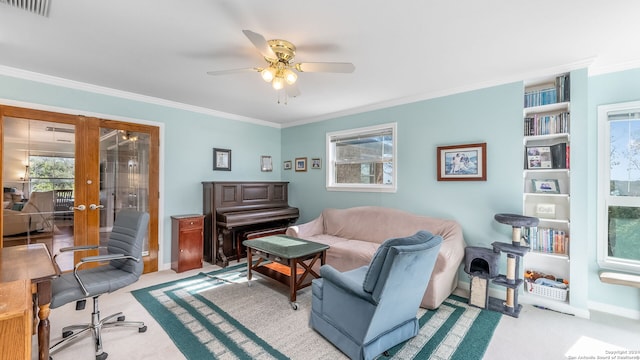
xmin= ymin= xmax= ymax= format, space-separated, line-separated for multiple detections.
xmin=260 ymin=155 xmax=273 ymax=172
xmin=437 ymin=142 xmax=486 ymax=181
xmin=531 ymin=179 xmax=560 ymax=194
xmin=526 ymin=146 xmax=551 ymax=169
xmin=283 ymin=160 xmax=292 ymax=170
xmin=213 ymin=148 xmax=231 ymax=171
xmin=311 ymin=158 xmax=322 ymax=169
xmin=295 ymin=157 xmax=307 ymax=172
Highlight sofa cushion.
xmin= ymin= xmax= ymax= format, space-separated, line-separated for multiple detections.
xmin=325 ymin=240 xmax=379 ymax=272
xmin=305 ymin=234 xmax=348 ymax=247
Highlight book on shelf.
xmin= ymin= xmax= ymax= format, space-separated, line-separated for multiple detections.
xmin=524 ymin=112 xmax=570 ymax=136
xmin=522 ymin=226 xmax=569 ymax=255
xmin=525 ymin=143 xmax=569 ymax=169
xmin=524 ymin=73 xmax=570 ymax=108
xmin=524 ymin=87 xmax=557 ymax=108
xmin=555 ymin=73 xmax=570 ymax=103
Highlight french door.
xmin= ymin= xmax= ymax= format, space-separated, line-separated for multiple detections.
xmin=0 ymin=106 xmax=159 ymax=273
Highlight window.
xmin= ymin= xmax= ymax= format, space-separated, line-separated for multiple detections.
xmin=598 ymin=101 xmax=640 ymax=274
xmin=326 ymin=123 xmax=396 ymax=192
xmin=28 ymin=155 xmax=75 ymax=193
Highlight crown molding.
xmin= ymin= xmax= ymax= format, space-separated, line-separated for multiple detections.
xmin=283 ymin=58 xmax=597 ymax=128
xmin=588 ymin=59 xmax=640 ymax=76
xmin=0 ymin=65 xmax=282 ymax=129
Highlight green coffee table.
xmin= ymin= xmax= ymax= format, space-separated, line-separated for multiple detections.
xmin=243 ymin=235 xmax=329 ymax=309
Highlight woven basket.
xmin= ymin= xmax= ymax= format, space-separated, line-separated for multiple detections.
xmin=526 ymin=281 xmax=568 ymax=301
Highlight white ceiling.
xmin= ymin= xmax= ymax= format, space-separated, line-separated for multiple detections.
xmin=1 ymin=1 xmax=639 ymax=127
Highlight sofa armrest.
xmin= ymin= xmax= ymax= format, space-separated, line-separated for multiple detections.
xmin=286 ymin=214 xmax=325 ymax=238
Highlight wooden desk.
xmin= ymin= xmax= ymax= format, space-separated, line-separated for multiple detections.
xmin=0 ymin=279 xmax=31 ymax=360
xmin=0 ymin=243 xmax=60 ymax=360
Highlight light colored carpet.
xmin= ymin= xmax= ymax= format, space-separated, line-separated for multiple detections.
xmin=132 ymin=264 xmax=501 ymax=359
xmin=42 ymin=262 xmax=640 ymax=360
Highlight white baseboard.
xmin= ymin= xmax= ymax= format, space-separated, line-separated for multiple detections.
xmin=457 ymin=279 xmax=591 ymax=318
xmin=458 ymin=279 xmax=640 ymax=320
xmin=588 ymin=300 xmax=640 ymax=320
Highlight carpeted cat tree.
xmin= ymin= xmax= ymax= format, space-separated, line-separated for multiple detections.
xmin=464 ymin=213 xmax=538 ymax=318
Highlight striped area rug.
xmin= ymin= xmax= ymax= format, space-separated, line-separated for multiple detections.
xmin=132 ymin=263 xmax=501 ymax=360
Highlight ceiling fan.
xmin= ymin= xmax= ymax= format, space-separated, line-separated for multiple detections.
xmin=206 ymin=30 xmax=355 ymax=97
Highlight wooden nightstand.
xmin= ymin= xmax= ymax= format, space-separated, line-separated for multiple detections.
xmin=171 ymin=214 xmax=205 ymax=273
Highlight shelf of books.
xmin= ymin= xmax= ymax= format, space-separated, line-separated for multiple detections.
xmin=521 ymin=73 xmax=572 ymax=308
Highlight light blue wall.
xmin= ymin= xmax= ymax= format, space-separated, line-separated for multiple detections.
xmin=0 ymin=74 xmax=282 ymax=266
xmin=568 ymin=68 xmax=589 ymax=311
xmin=282 ymin=68 xmax=638 ymax=317
xmin=587 ymin=68 xmax=640 ymax=312
xmin=2 ymin=66 xmax=639 ymax=316
xmin=282 ymin=82 xmax=524 ymax=249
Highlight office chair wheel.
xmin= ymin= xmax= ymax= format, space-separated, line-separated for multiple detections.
xmin=62 ymin=330 xmax=73 ymax=338
xmin=96 ymin=352 xmax=108 ymax=360
xmin=139 ymin=325 xmax=147 ymax=333
xmin=290 ymin=302 xmax=298 ymax=310
xmin=117 ymin=315 xmax=125 ymax=321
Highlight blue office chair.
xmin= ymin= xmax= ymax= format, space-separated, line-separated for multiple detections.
xmin=310 ymin=230 xmax=443 ymax=360
xmin=49 ymin=209 xmax=150 ymax=360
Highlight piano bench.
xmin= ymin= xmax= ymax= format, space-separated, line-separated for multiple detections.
xmin=238 ymin=227 xmax=288 ymax=262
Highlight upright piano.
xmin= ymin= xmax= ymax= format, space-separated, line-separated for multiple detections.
xmin=202 ymin=181 xmax=299 ymax=267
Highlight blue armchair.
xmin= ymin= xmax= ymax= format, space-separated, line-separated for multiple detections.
xmin=310 ymin=230 xmax=443 ymax=360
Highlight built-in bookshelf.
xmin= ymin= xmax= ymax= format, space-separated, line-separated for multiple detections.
xmin=522 ymin=73 xmax=572 ymax=309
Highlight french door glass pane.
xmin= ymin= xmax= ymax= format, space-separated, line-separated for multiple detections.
xmin=2 ymin=117 xmax=76 ymax=270
xmin=99 ymin=128 xmax=150 ymax=255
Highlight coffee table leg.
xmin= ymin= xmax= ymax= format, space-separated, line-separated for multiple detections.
xmin=289 ymin=259 xmax=299 ymax=310
xmin=246 ymin=248 xmax=252 ymax=285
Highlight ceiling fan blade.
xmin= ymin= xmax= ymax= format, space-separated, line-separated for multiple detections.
xmin=242 ymin=30 xmax=277 ymax=59
xmin=295 ymin=62 xmax=355 ymax=73
xmin=206 ymin=67 xmax=259 ymax=76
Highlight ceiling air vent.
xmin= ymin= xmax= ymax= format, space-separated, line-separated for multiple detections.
xmin=0 ymin=0 xmax=51 ymax=17
xmin=45 ymin=126 xmax=75 ymax=134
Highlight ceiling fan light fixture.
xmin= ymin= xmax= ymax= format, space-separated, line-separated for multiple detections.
xmin=284 ymin=69 xmax=297 ymax=85
xmin=272 ymin=76 xmax=285 ymax=90
xmin=261 ymin=67 xmax=275 ymax=82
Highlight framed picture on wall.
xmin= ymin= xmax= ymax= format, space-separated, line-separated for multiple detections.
xmin=311 ymin=158 xmax=322 ymax=169
xmin=213 ymin=148 xmax=231 ymax=171
xmin=295 ymin=157 xmax=307 ymax=172
xmin=261 ymin=155 xmax=273 ymax=172
xmin=283 ymin=160 xmax=292 ymax=170
xmin=436 ymin=142 xmax=486 ymax=181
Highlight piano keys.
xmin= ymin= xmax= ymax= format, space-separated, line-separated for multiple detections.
xmin=202 ymin=181 xmax=299 ymax=267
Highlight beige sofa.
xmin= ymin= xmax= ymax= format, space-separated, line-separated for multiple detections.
xmin=286 ymin=206 xmax=466 ymax=309
xmin=3 ymin=191 xmax=54 ymax=236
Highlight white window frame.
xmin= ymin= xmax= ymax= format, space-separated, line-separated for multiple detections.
xmin=326 ymin=122 xmax=397 ymax=193
xmin=597 ymin=100 xmax=640 ymax=274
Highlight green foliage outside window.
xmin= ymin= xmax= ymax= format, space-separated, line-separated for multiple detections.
xmin=608 ymin=206 xmax=640 ymax=262
xmin=28 ymin=156 xmax=75 ymax=192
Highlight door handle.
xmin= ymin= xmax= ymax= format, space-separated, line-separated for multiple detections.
xmin=89 ymin=204 xmax=105 ymax=210
xmin=70 ymin=204 xmax=86 ymax=211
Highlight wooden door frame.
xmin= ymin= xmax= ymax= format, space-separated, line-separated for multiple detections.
xmin=0 ymin=105 xmax=159 ymax=273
